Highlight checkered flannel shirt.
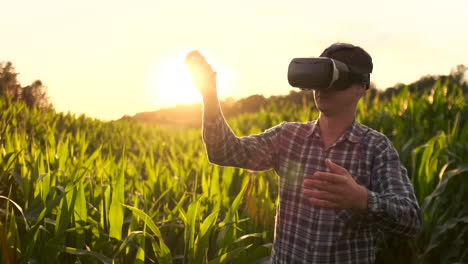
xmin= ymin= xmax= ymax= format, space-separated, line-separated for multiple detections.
xmin=202 ymin=109 xmax=422 ymax=264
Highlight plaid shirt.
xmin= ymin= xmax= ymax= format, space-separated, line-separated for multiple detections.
xmin=202 ymin=110 xmax=422 ymax=264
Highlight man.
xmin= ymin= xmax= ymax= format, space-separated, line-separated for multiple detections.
xmin=185 ymin=43 xmax=422 ymax=263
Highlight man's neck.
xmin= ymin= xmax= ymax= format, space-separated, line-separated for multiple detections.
xmin=318 ymin=112 xmax=355 ymax=149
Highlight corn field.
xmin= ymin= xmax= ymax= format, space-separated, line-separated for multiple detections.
xmin=1 ymin=76 xmax=468 ymax=263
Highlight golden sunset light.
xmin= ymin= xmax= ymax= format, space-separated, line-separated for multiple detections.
xmin=2 ymin=0 xmax=466 ymax=120
xmin=148 ymin=53 xmax=203 ymax=106
xmin=146 ymin=51 xmax=233 ymax=106
xmin=2 ymin=1 xmax=468 ymax=262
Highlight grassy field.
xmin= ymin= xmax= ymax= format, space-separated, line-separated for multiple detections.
xmin=1 ymin=76 xmax=468 ymax=263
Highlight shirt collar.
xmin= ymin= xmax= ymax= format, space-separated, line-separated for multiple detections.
xmin=305 ymin=121 xmax=319 ymax=138
xmin=305 ymin=119 xmax=364 ymax=144
xmin=346 ymin=120 xmax=364 ymax=143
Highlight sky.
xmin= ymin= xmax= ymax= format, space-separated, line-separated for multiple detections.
xmin=2 ymin=0 xmax=468 ymax=120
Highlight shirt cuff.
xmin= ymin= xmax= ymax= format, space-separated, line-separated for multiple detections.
xmin=367 ymin=190 xmax=382 ymax=215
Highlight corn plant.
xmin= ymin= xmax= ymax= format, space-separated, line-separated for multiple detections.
xmin=1 ymin=74 xmax=467 ymax=263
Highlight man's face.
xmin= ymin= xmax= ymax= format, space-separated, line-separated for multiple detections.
xmin=313 ymin=84 xmax=365 ymax=116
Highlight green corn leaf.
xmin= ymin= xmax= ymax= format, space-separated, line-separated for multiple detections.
xmin=122 ymin=204 xmax=172 ymax=263
xmin=74 ymin=181 xmax=87 ymax=224
xmin=0 ymin=196 xmax=30 ymax=230
xmin=150 ymin=235 xmax=173 ymax=264
xmin=137 ymin=224 xmax=147 ymax=264
xmin=233 ymin=232 xmax=263 ymax=243
xmin=184 ymin=197 xmax=201 ymax=262
xmin=216 ymin=176 xmax=249 ymax=254
xmin=121 ymin=204 xmax=163 ymax=239
xmin=113 ymin=231 xmax=143 ymax=258
xmin=109 ymin=158 xmax=125 ymax=239
xmin=423 ymin=164 xmax=468 ymax=209
xmin=208 ymin=244 xmax=253 ymax=264
xmin=63 ymin=246 xmax=113 ymax=264
xmin=194 ymin=209 xmax=219 ymax=264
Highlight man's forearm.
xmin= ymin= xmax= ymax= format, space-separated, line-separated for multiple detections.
xmin=201 ymin=94 xmax=243 ymax=167
xmin=202 ymin=94 xmax=221 ymax=121
xmin=366 ymin=191 xmax=422 ymax=238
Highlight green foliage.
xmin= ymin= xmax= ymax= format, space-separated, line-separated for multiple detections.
xmin=1 ymin=72 xmax=468 ymax=263
xmin=0 ymin=62 xmax=51 ymax=109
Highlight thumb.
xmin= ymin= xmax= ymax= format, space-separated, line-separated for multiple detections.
xmin=325 ymin=159 xmax=348 ymax=175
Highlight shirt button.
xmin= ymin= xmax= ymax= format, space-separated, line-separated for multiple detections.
xmin=309 ymin=244 xmax=315 ymax=250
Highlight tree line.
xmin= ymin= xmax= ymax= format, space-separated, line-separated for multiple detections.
xmin=126 ymin=64 xmax=467 ymax=128
xmin=2 ymin=61 xmax=466 ymax=124
xmin=0 ymin=61 xmax=52 ymax=109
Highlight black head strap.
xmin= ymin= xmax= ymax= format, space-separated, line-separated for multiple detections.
xmin=321 ymin=43 xmax=371 ymax=89
xmin=321 ymin=43 xmax=358 ymax=58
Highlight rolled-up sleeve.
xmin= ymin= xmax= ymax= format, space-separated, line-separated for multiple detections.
xmin=202 ymin=107 xmax=283 ymax=171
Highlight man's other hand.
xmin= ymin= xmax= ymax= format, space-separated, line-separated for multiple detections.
xmin=303 ymin=159 xmax=368 ymax=212
xmin=185 ymin=50 xmax=217 ymax=99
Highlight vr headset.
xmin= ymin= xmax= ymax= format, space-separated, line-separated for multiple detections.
xmin=287 ymin=44 xmax=371 ymax=91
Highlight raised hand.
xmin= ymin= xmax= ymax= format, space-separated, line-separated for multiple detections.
xmin=185 ymin=50 xmax=217 ymax=99
xmin=303 ymin=159 xmax=368 ymax=212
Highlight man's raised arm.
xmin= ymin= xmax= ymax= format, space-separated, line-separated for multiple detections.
xmin=185 ymin=50 xmax=283 ymax=171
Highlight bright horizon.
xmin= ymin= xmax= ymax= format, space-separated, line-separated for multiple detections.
xmin=3 ymin=0 xmax=468 ymax=120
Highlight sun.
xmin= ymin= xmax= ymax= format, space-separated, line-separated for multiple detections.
xmin=148 ymin=53 xmax=203 ymax=107
xmin=146 ymin=51 xmax=234 ymax=108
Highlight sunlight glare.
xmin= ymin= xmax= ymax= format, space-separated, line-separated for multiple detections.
xmin=146 ymin=51 xmax=235 ymax=109
xmin=149 ymin=53 xmax=202 ymax=107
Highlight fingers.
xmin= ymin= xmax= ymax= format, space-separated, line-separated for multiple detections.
xmin=185 ymin=50 xmax=209 ymax=68
xmin=311 ymin=172 xmax=345 ymax=184
xmin=303 ymin=162 xmax=360 ymax=210
xmin=303 ymin=188 xmax=339 ymax=203
xmin=185 ymin=51 xmax=206 ymax=69
xmin=303 ymin=181 xmax=342 ymax=209
xmin=185 ymin=50 xmax=215 ymax=75
xmin=303 ymin=179 xmax=340 ymax=193
xmin=185 ymin=50 xmax=217 ymax=97
xmin=304 ymin=195 xmax=340 ymax=209
xmin=185 ymin=50 xmax=202 ymax=64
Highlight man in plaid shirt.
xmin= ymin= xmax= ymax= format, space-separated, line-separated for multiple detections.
xmin=186 ymin=43 xmax=422 ymax=263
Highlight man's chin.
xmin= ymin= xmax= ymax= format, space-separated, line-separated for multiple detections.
xmin=316 ymin=104 xmax=329 ymax=114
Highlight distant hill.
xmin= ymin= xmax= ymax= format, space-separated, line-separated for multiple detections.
xmin=121 ymin=92 xmax=316 ymax=128
xmin=122 ymin=65 xmax=468 ymax=128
